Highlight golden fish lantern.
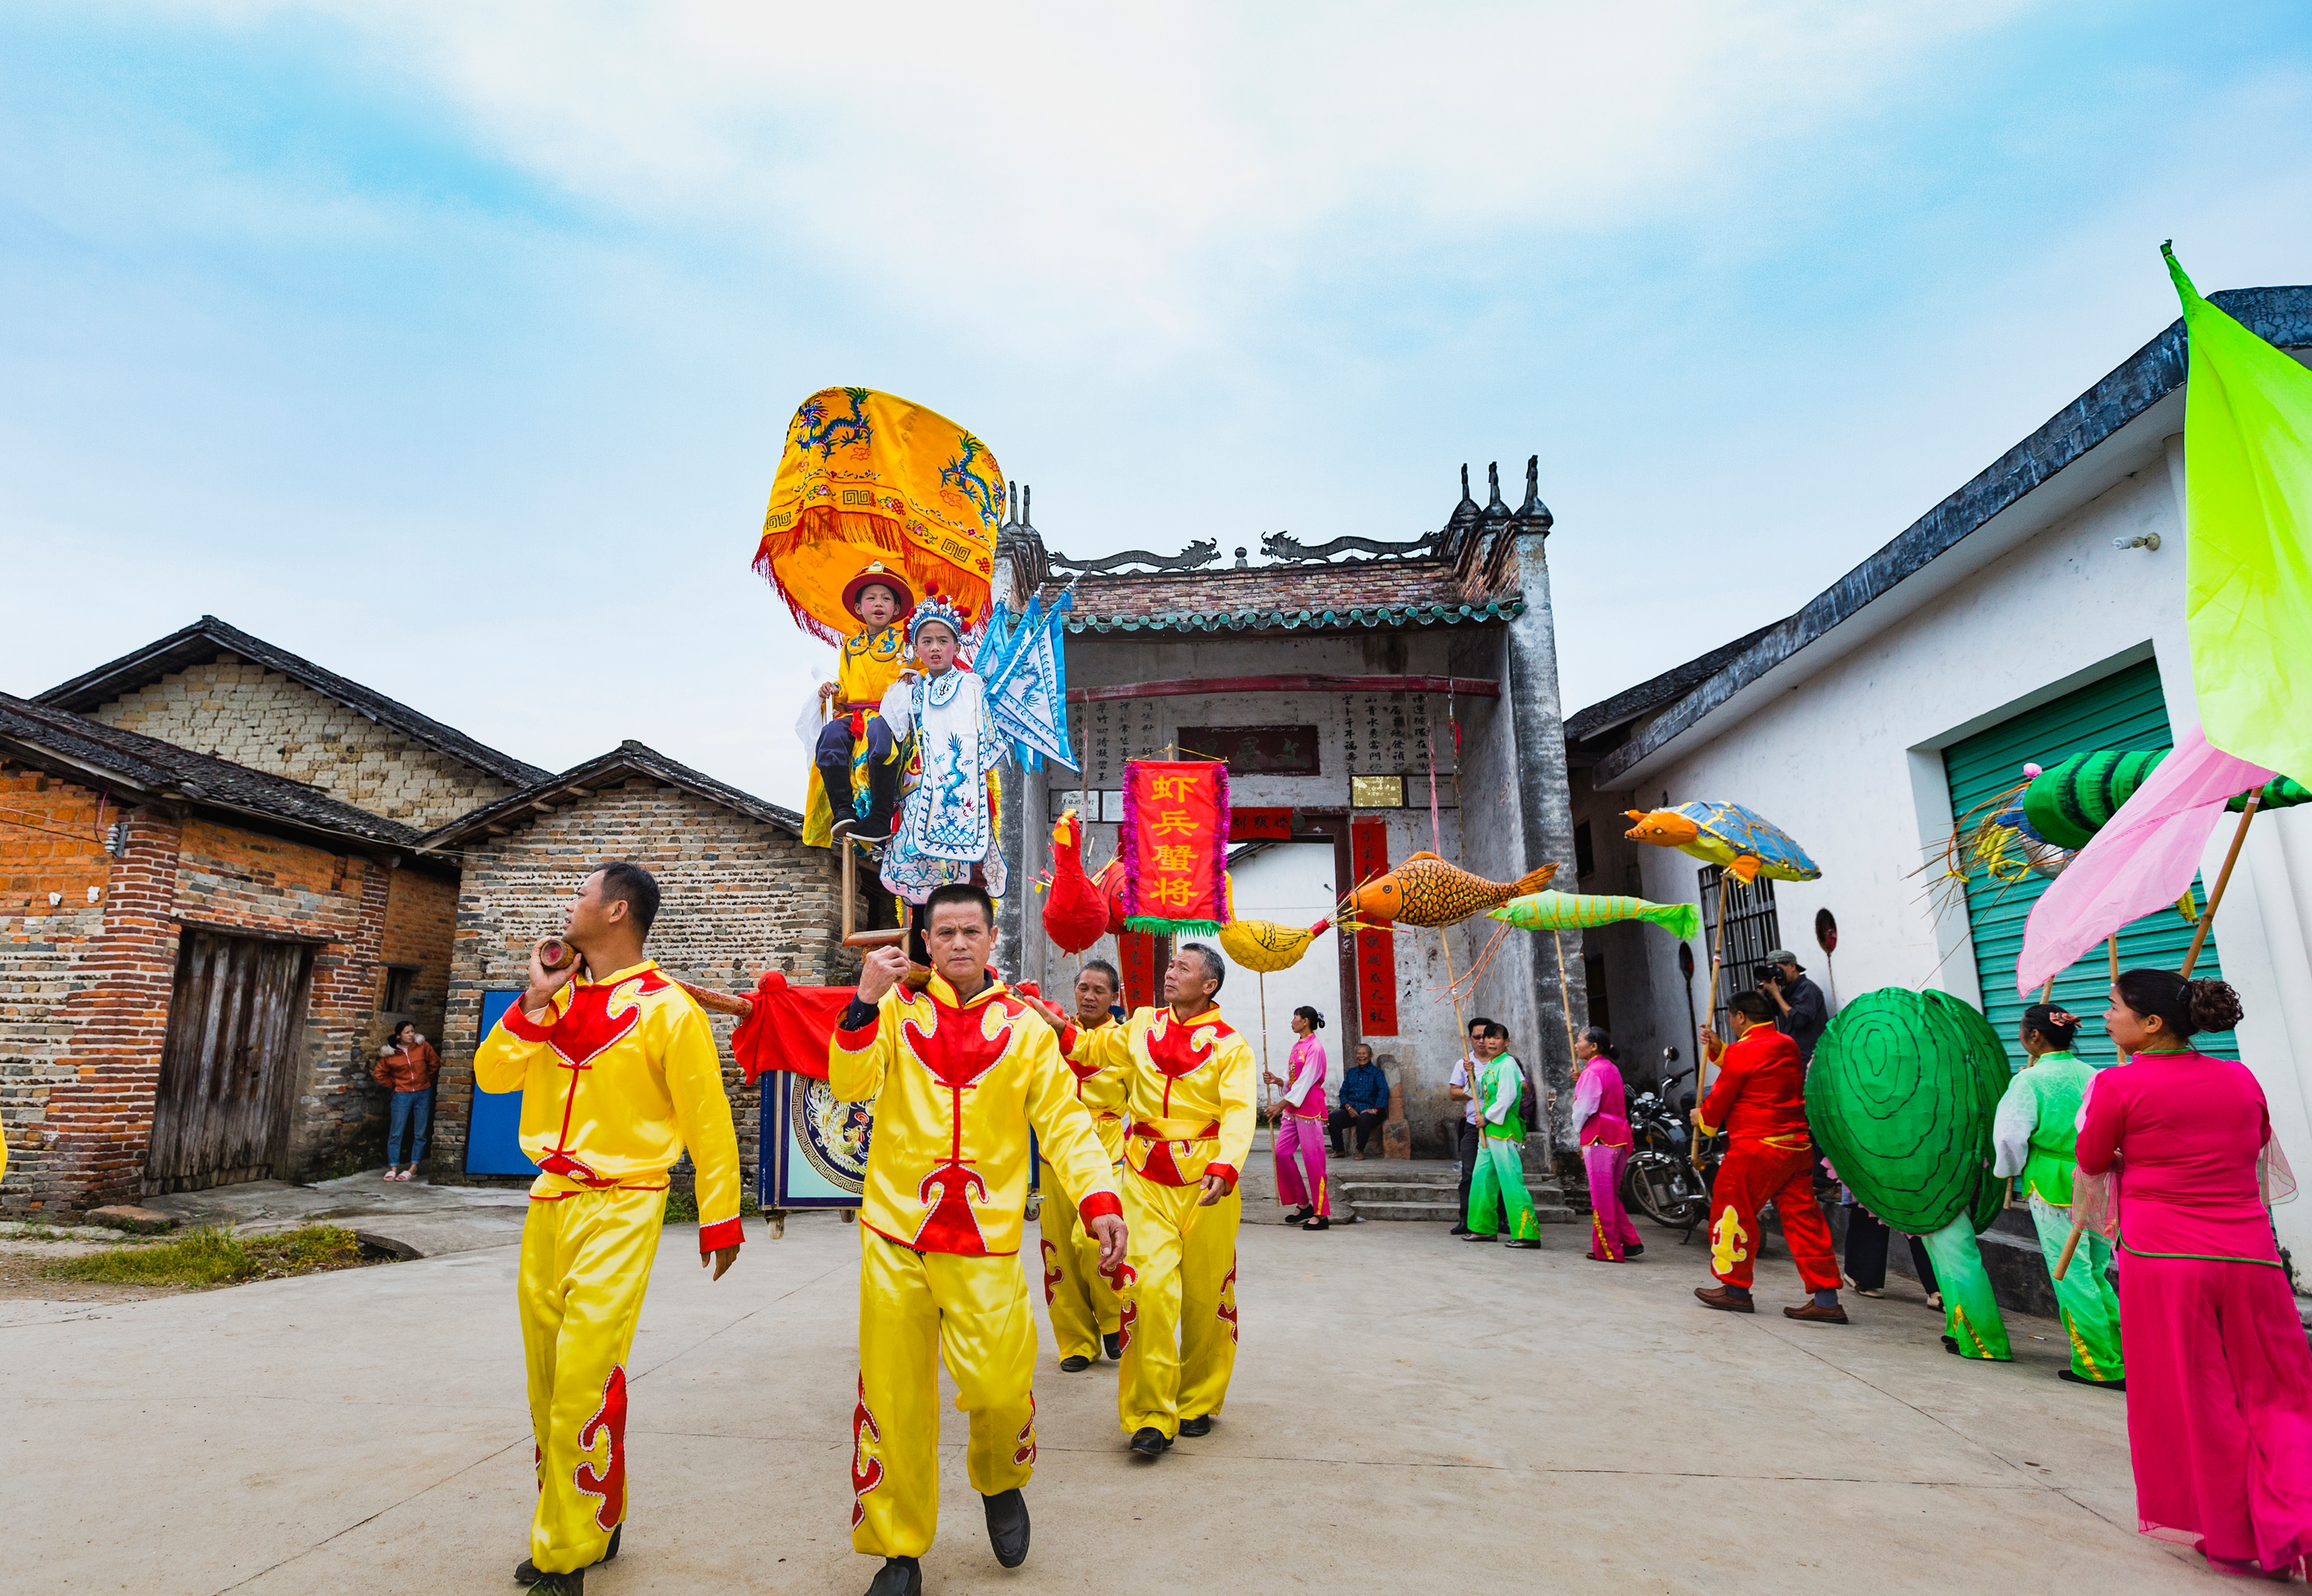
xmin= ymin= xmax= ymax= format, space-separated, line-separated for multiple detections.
xmin=754 ymin=387 xmax=1003 ymax=644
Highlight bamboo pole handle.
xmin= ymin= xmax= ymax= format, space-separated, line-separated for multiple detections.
xmin=2183 ymin=791 xmax=2260 ymax=977
xmin=2051 ymin=1220 xmax=2085 ymax=1281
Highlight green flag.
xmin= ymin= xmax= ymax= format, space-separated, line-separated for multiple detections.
xmin=2172 ymin=244 xmax=2312 ymax=777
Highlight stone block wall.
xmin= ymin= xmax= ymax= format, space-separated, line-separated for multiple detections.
xmin=433 ymin=779 xmax=844 ymax=1191
xmin=90 ymin=654 xmax=521 ymax=828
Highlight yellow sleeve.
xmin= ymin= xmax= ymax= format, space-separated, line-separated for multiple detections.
xmin=1066 ymin=1012 xmax=1135 ymax=1073
xmin=829 ymin=989 xmax=900 ymax=1102
xmin=663 ymin=998 xmax=744 ymax=1252
xmin=1211 ymin=1032 xmax=1259 ymax=1182
xmin=475 ymin=992 xmax=561 ymax=1094
xmin=1020 ymin=1022 xmax=1122 ymax=1219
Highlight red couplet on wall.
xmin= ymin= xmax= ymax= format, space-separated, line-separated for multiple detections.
xmin=1229 ymin=807 xmax=1293 ymax=841
xmin=1350 ymin=820 xmax=1398 ymax=1035
xmin=1118 ymin=931 xmax=1158 ymax=1013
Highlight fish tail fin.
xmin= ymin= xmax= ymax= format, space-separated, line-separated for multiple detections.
xmin=1511 ymin=862 xmax=1559 ymax=897
xmin=1646 ymin=903 xmax=1702 ymax=940
xmin=1727 ymin=855 xmax=1761 ymax=884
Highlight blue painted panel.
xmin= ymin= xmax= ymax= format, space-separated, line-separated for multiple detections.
xmin=465 ymin=990 xmax=541 ymax=1177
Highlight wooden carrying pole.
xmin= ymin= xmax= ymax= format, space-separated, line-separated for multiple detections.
xmin=1694 ymin=872 xmax=1734 ymax=1169
xmin=2057 ymin=792 xmax=2260 ymax=1281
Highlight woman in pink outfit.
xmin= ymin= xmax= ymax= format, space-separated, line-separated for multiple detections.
xmin=2077 ymin=968 xmax=2312 ymax=1580
xmin=1571 ymin=1028 xmax=1642 ymax=1262
xmin=1266 ymin=1006 xmax=1332 ymax=1231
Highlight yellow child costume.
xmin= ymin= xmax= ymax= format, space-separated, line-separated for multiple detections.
xmin=804 ymin=561 xmax=916 ymax=849
xmin=1038 ymin=1018 xmax=1128 ymax=1362
xmin=474 ymin=960 xmax=744 ymax=1579
xmin=1062 ymin=1005 xmax=1257 ymax=1439
xmin=829 ymin=971 xmax=1121 ymax=1561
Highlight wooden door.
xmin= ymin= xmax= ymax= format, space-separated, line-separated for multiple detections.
xmin=147 ymin=930 xmax=315 ymax=1192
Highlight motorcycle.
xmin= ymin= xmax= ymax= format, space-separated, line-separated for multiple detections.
xmin=1621 ymin=1048 xmax=1717 ymax=1234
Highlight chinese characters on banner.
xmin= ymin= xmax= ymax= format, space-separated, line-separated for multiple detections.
xmin=1121 ymin=760 xmax=1233 ymax=933
xmin=1351 ymin=819 xmax=1398 ymax=1035
xmin=1229 ymin=807 xmax=1293 ymax=840
xmin=1118 ymin=931 xmax=1158 ymax=1012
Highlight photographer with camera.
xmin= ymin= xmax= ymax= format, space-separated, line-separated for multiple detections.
xmin=1755 ymin=949 xmax=1829 ymax=1065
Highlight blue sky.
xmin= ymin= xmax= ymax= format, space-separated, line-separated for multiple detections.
xmin=5 ymin=1 xmax=2311 ymax=809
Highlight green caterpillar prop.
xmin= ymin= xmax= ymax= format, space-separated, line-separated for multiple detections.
xmin=1806 ymin=987 xmax=2014 ymax=1361
xmin=1487 ymin=890 xmax=1701 ymax=940
xmin=2024 ymin=748 xmax=2311 ymax=850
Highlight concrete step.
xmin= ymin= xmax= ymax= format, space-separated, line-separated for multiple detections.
xmin=1355 ymin=1199 xmax=1462 ymax=1222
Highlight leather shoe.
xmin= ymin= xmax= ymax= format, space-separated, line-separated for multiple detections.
xmin=1624 ymin=1242 xmax=1644 ymax=1256
xmin=864 ymin=1556 xmax=922 ymax=1596
xmin=1177 ymin=1414 xmax=1212 ymax=1438
xmin=1129 ymin=1427 xmax=1171 ymax=1459
xmin=1782 ymin=1300 xmax=1849 ymax=1324
xmin=1103 ymin=1331 xmax=1122 ymax=1360
xmin=1059 ymin=1354 xmax=1092 ymax=1372
xmin=1694 ymin=1285 xmax=1755 ymax=1313
xmin=1301 ymin=1215 xmax=1330 ymax=1231
xmin=982 ymin=1488 xmax=1030 ymax=1568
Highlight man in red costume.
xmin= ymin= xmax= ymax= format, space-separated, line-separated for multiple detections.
xmin=1692 ymin=991 xmax=1846 ymax=1322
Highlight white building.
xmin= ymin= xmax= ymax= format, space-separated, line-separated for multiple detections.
xmin=1567 ymin=282 xmax=2312 ymax=1270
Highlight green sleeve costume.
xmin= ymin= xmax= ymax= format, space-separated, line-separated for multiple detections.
xmin=1466 ymin=1055 xmax=1539 ymax=1242
xmin=1991 ymin=1055 xmax=2125 ymax=1383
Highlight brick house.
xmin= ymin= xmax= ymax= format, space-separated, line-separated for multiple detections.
xmin=1 ymin=620 xmax=843 ymax=1215
xmin=0 ymin=694 xmax=454 ymax=1212
xmin=414 ymin=741 xmax=845 ymax=1192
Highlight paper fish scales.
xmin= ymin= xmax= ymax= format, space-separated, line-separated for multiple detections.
xmin=1217 ymin=915 xmax=1335 ymax=974
xmin=1348 ymin=852 xmax=1558 ymax=927
xmin=1623 ymin=802 xmax=1820 ymax=884
xmin=1488 ymin=891 xmax=1700 ymax=941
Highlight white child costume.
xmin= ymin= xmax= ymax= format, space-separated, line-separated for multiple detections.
xmin=879 ymin=597 xmax=1007 ymax=905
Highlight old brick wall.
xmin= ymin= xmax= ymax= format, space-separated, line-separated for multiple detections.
xmin=90 ymin=654 xmax=520 ymax=828
xmin=379 ymin=867 xmax=458 ymax=1053
xmin=434 ymin=779 xmax=844 ymax=1191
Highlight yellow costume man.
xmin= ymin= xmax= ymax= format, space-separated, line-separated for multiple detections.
xmin=475 ymin=862 xmax=744 ymax=1596
xmin=1046 ymin=942 xmax=1255 ymax=1458
xmin=830 ymin=884 xmax=1125 ymax=1596
xmin=1040 ymin=960 xmax=1127 ymax=1371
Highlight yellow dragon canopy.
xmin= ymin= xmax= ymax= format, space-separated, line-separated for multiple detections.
xmin=755 ymin=387 xmax=1002 ymax=644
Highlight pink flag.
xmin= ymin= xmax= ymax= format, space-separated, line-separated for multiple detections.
xmin=2014 ymin=727 xmax=2273 ymax=994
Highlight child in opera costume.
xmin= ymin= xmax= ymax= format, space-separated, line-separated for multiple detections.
xmin=877 ymin=597 xmax=1007 ymax=909
xmin=806 ymin=561 xmax=914 ymax=846
xmin=1990 ymin=1003 xmax=2123 ymax=1386
xmin=1042 ymin=960 xmax=1130 ymax=1372
xmin=2077 ymin=969 xmax=2312 ymax=1581
xmin=474 ymin=862 xmax=745 ymax=1596
xmin=1039 ymin=942 xmax=1257 ymax=1459
xmin=831 ymin=886 xmax=1124 ymax=1596
xmin=1268 ymin=1005 xmax=1333 ymax=1231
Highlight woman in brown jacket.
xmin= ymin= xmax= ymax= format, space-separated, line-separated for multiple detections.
xmin=375 ymin=1021 xmax=441 ymax=1180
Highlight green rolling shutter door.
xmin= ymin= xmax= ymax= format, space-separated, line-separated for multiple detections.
xmin=1942 ymin=657 xmax=2236 ymax=1073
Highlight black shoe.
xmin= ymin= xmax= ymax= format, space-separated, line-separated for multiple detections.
xmin=1103 ymin=1331 xmax=1122 ymax=1360
xmin=1177 ymin=1414 xmax=1212 ymax=1438
xmin=516 ymin=1525 xmax=618 ymax=1585
xmin=2059 ymin=1369 xmax=2127 ymax=1391
xmin=1941 ymin=1335 xmax=1960 ymax=1355
xmin=982 ymin=1487 xmax=1030 ymax=1568
xmin=1625 ymin=1243 xmax=1645 ymax=1256
xmin=1448 ymin=1225 xmax=1472 ymax=1236
xmin=1059 ymin=1354 xmax=1092 ymax=1372
xmin=1302 ymin=1214 xmax=1330 ymax=1231
xmin=864 ymin=1557 xmax=922 ymax=1596
xmin=1129 ymin=1427 xmax=1170 ymax=1459
xmin=1282 ymin=1205 xmax=1312 ymax=1225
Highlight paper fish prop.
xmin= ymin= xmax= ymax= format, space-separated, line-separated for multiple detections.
xmin=1623 ymin=802 xmax=1820 ymax=884
xmin=1041 ymin=810 xmax=1110 ymax=955
xmin=1488 ymin=891 xmax=1700 ymax=942
xmin=1217 ymin=915 xmax=1334 ymax=973
xmin=1348 ymin=852 xmax=1558 ymax=927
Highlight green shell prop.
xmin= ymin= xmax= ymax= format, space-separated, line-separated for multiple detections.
xmin=2024 ymin=747 xmax=2311 ymax=850
xmin=1804 ymin=987 xmax=2011 ymax=1236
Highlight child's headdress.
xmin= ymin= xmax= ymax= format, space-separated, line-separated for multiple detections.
xmin=907 ymin=594 xmax=967 ymax=646
xmin=841 ymin=561 xmax=916 ymax=624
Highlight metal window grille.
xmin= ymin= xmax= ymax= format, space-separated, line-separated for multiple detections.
xmin=1698 ymin=866 xmax=1781 ymax=1038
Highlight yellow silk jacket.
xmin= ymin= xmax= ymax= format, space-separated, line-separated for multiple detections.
xmin=1064 ymin=1005 xmax=1258 ymax=1191
xmin=836 ymin=623 xmax=908 ymax=710
xmin=1053 ymin=1017 xmax=1128 ymax=1165
xmin=830 ymin=972 xmax=1121 ymax=1256
xmin=475 ymin=959 xmax=746 ymax=1253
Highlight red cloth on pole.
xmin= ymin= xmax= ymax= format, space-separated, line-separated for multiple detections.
xmin=730 ymin=970 xmax=857 ymax=1083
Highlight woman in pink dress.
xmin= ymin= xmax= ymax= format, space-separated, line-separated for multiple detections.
xmin=2077 ymin=968 xmax=2312 ymax=1580
xmin=1266 ymin=1006 xmax=1332 ymax=1231
xmin=1571 ymin=1028 xmax=1643 ymax=1262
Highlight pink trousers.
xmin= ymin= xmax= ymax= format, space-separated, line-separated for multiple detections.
xmin=1584 ymin=1143 xmax=1641 ymax=1261
xmin=2119 ymin=1252 xmax=2312 ymax=1574
xmin=1273 ymin=1115 xmax=1330 ymax=1218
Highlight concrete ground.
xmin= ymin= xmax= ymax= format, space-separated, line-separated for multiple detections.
xmin=8 ymin=1205 xmax=2211 ymax=1596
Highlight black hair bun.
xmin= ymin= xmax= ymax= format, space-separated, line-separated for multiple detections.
xmin=2187 ymin=979 xmax=2244 ymax=1035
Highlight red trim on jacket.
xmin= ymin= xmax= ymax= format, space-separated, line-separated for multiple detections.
xmin=698 ymin=1216 xmax=744 ymax=1253
xmin=1206 ymin=1163 xmax=1240 ymax=1192
xmin=501 ymin=1000 xmax=554 ymax=1043
xmin=1077 ymin=1191 xmax=1123 ymax=1224
xmin=836 ymin=1016 xmax=881 ymax=1049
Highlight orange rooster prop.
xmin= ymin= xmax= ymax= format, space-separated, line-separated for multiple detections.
xmin=1040 ymin=809 xmax=1112 ymax=954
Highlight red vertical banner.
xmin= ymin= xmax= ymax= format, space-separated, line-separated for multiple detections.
xmin=1351 ymin=819 xmax=1398 ymax=1036
xmin=1121 ymin=759 xmax=1232 ymax=933
xmin=1118 ymin=931 xmax=1158 ymax=1014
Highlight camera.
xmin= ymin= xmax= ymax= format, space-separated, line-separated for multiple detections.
xmin=1752 ymin=964 xmax=1783 ymax=987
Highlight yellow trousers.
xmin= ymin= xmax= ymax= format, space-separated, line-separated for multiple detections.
xmin=1038 ymin=1155 xmax=1120 ymax=1362
xmin=1116 ymin=1169 xmax=1241 ymax=1439
xmin=518 ymin=1186 xmax=665 ymax=1575
xmin=853 ymin=1230 xmax=1039 ymax=1560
